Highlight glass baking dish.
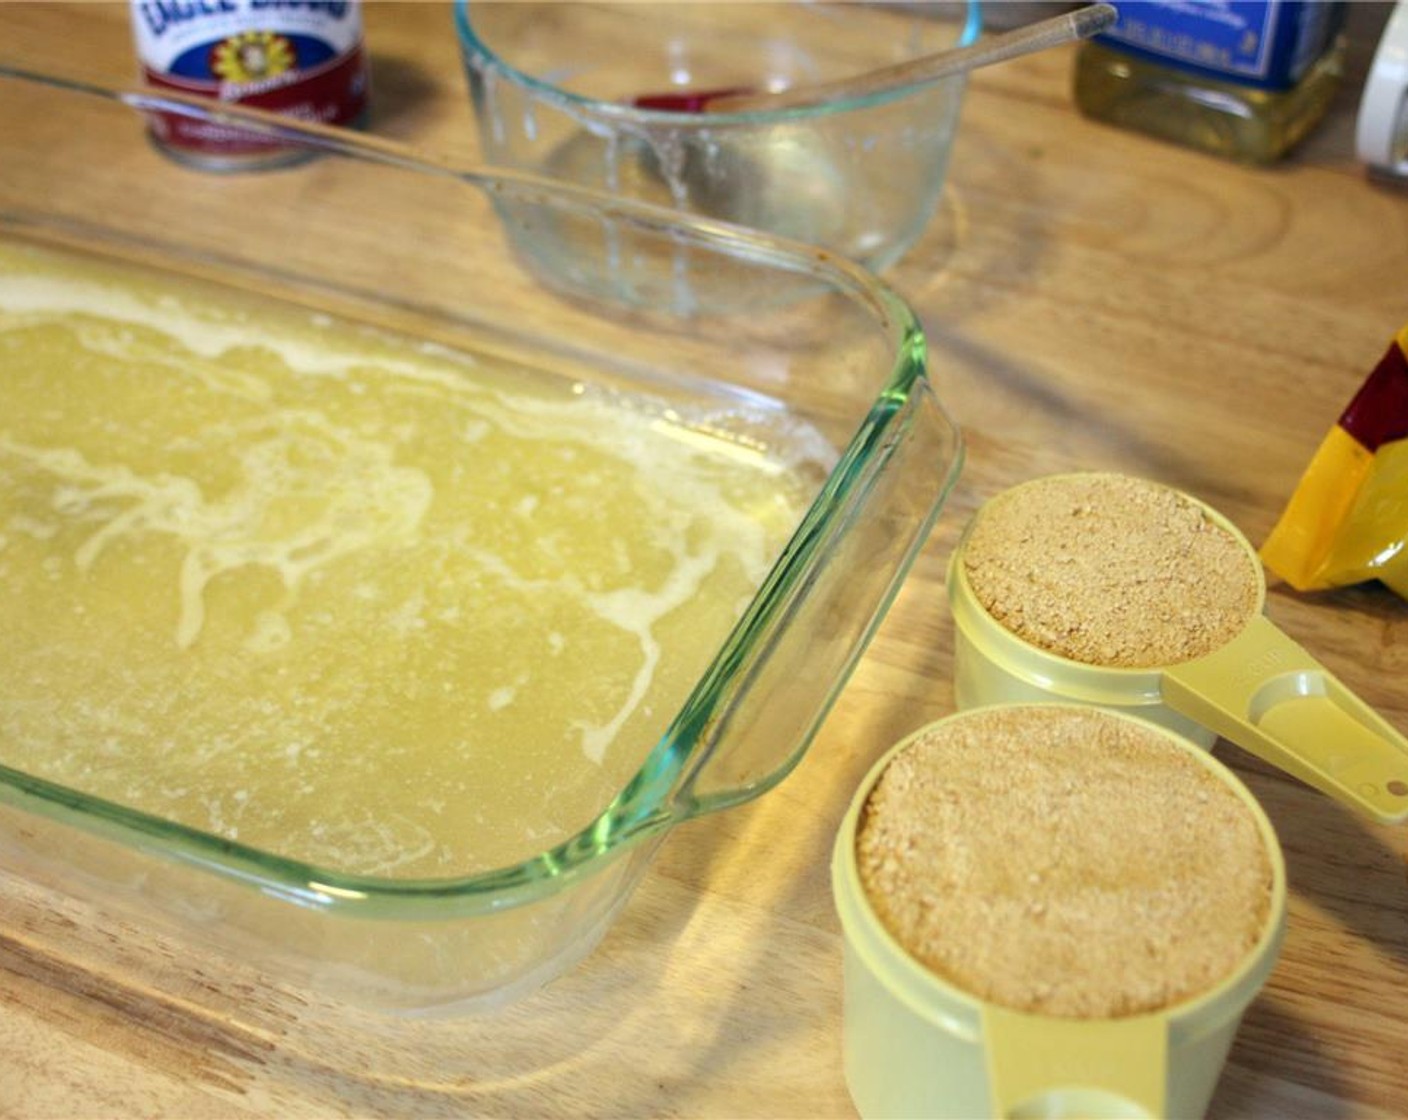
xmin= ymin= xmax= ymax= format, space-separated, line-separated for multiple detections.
xmin=0 ymin=65 xmax=962 ymax=1031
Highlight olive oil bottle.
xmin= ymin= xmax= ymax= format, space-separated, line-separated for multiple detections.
xmin=1073 ymin=1 xmax=1347 ymax=164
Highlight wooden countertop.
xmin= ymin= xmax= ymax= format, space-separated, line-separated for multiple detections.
xmin=3 ymin=2 xmax=1407 ymax=1116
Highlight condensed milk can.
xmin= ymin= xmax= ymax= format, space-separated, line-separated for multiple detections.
xmin=129 ymin=0 xmax=370 ymax=170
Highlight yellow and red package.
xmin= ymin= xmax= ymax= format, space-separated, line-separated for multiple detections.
xmin=1262 ymin=325 xmax=1408 ymax=598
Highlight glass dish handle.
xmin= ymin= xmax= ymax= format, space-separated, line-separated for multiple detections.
xmin=671 ymin=381 xmax=962 ymax=819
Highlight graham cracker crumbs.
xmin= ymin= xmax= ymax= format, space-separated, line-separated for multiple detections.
xmin=855 ymin=706 xmax=1273 ymax=1020
xmin=961 ymin=473 xmax=1260 ymax=668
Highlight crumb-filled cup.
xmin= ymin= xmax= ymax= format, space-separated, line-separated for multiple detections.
xmin=948 ymin=472 xmax=1408 ymax=823
xmin=833 ymin=704 xmax=1288 ymax=1120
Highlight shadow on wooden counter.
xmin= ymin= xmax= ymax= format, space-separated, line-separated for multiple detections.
xmin=1208 ymin=739 xmax=1408 ymax=1116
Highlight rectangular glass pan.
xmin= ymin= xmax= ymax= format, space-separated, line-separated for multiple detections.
xmin=0 ymin=65 xmax=962 ymax=1031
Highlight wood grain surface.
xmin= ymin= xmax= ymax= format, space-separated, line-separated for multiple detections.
xmin=2 ymin=2 xmax=1406 ymax=1117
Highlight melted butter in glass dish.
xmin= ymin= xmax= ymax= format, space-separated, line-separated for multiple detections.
xmin=0 ymin=238 xmax=829 ymax=879
xmin=0 ymin=65 xmax=961 ymax=1024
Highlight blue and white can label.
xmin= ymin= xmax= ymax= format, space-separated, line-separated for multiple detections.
xmin=1095 ymin=1 xmax=1343 ymax=90
xmin=130 ymin=0 xmax=369 ymax=168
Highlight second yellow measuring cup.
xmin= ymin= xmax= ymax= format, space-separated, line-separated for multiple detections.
xmin=834 ymin=704 xmax=1287 ymax=1119
xmin=948 ymin=472 xmax=1408 ymax=823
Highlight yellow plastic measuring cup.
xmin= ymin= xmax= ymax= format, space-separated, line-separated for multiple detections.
xmin=948 ymin=474 xmax=1408 ymax=823
xmin=833 ymin=705 xmax=1287 ymax=1120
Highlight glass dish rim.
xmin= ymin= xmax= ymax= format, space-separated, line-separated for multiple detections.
xmin=452 ymin=0 xmax=983 ymax=125
xmin=0 ymin=65 xmax=957 ymax=920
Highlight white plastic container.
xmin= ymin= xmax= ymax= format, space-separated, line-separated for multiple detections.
xmin=1356 ymin=0 xmax=1408 ymax=181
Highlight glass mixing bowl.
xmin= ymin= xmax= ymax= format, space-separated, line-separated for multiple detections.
xmin=455 ymin=1 xmax=980 ymax=279
xmin=0 ymin=66 xmax=963 ymax=1036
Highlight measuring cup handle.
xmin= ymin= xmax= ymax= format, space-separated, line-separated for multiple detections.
xmin=1163 ymin=615 xmax=1408 ymax=823
xmin=982 ymin=1005 xmax=1166 ymax=1119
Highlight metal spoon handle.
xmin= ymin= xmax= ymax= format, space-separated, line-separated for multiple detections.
xmin=706 ymin=2 xmax=1118 ymax=114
